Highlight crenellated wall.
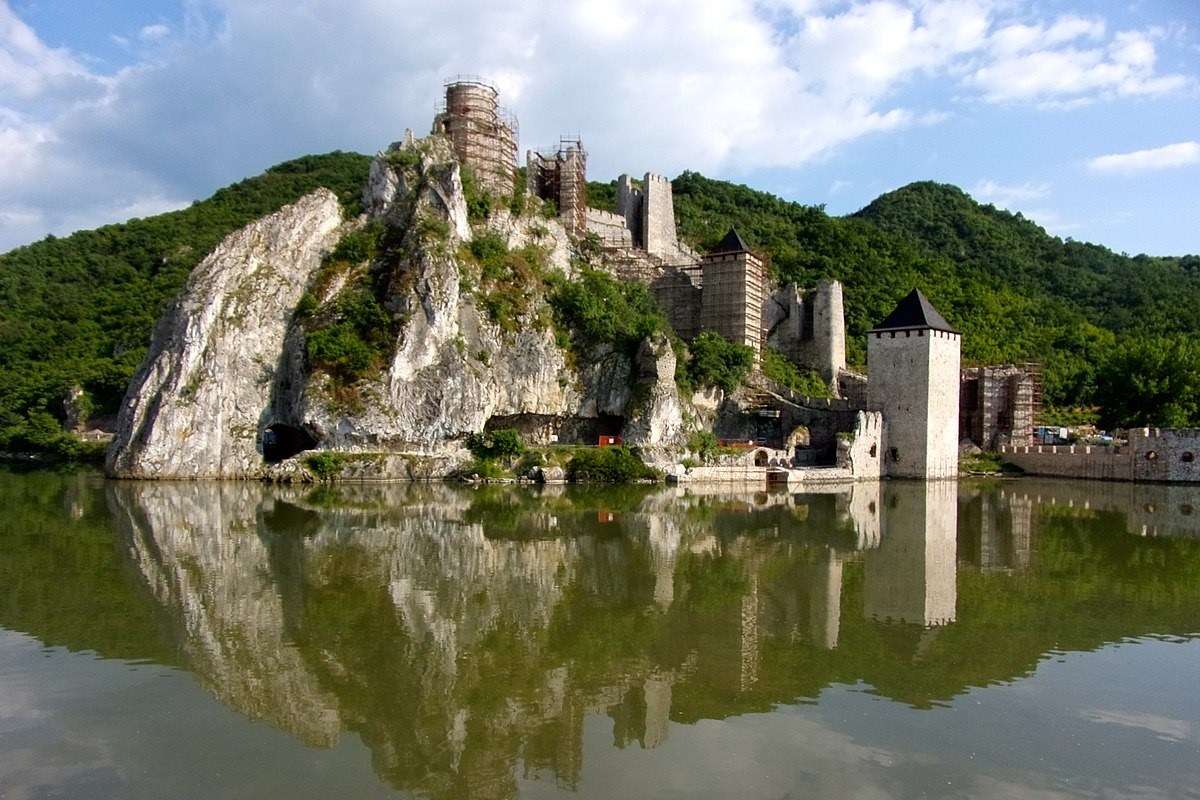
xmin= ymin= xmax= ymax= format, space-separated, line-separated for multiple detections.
xmin=1000 ymin=428 xmax=1200 ymax=483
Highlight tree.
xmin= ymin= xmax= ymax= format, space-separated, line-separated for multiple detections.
xmin=1095 ymin=336 xmax=1200 ymax=429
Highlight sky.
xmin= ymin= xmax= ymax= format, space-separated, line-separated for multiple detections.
xmin=1 ymin=0 xmax=1197 ymax=256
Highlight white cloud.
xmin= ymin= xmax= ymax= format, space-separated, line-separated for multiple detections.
xmin=138 ymin=24 xmax=171 ymax=42
xmin=1083 ymin=709 xmax=1195 ymax=743
xmin=971 ymin=179 xmax=1051 ymax=206
xmin=969 ymin=24 xmax=1190 ymax=105
xmin=0 ymin=0 xmax=1194 ymax=251
xmin=1087 ymin=141 xmax=1200 ymax=174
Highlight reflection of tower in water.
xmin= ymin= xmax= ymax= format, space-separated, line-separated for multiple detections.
xmin=864 ymin=482 xmax=958 ymax=627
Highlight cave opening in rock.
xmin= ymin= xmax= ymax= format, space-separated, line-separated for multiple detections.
xmin=262 ymin=424 xmax=316 ymax=463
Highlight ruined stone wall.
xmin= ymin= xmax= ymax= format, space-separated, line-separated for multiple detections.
xmin=1000 ymin=428 xmax=1200 ymax=483
xmin=585 ymin=208 xmax=633 ymax=248
xmin=616 ymin=175 xmax=643 ymax=245
xmin=1130 ymin=428 xmax=1200 ymax=482
xmin=836 ymin=411 xmax=884 ymax=480
xmin=794 ymin=280 xmax=847 ymax=385
xmin=868 ymin=328 xmax=961 ymax=479
xmin=838 ymin=370 xmax=868 ymax=408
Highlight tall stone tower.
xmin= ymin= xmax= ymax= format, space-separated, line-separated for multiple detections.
xmin=795 ymin=279 xmax=847 ymax=386
xmin=641 ymin=174 xmax=678 ymax=257
xmin=867 ymin=289 xmax=961 ymax=479
xmin=614 ymin=173 xmax=680 ymax=258
xmin=700 ymin=228 xmax=765 ymax=357
xmin=433 ymin=78 xmax=518 ymax=196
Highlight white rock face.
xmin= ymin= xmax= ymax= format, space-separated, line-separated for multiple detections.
xmin=284 ymin=139 xmax=629 ymax=450
xmin=624 ymin=334 xmax=690 ymax=450
xmin=107 ymin=190 xmax=344 ymax=478
xmin=109 ymin=135 xmax=680 ymax=480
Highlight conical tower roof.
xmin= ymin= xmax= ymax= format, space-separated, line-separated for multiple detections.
xmin=871 ymin=289 xmax=958 ymax=334
xmin=709 ymin=227 xmax=752 ymax=255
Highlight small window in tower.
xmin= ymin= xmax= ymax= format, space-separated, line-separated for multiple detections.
xmin=869 ymin=444 xmax=878 ymax=458
xmin=1183 ymin=452 xmax=1195 ymax=463
xmin=889 ymin=447 xmax=900 ymax=462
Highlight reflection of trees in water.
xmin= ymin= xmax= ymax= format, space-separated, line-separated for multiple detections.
xmin=4 ymin=469 xmax=1200 ymax=798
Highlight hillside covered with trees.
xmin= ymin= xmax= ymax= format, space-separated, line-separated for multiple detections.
xmin=2 ymin=153 xmax=1197 ymax=458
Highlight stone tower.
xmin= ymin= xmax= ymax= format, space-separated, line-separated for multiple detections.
xmin=614 ymin=173 xmax=680 ymax=258
xmin=699 ymin=228 xmax=765 ymax=357
xmin=796 ymin=279 xmax=847 ymax=386
xmin=433 ymin=79 xmax=518 ymax=196
xmin=867 ymin=289 xmax=961 ymax=479
xmin=641 ymin=174 xmax=677 ymax=257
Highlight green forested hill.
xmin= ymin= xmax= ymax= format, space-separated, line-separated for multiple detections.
xmin=0 ymin=152 xmax=372 ymax=456
xmin=2 ymin=153 xmax=1197 ymax=458
xmin=665 ymin=174 xmax=1200 ymax=417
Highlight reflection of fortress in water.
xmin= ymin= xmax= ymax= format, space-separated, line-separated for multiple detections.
xmin=100 ymin=479 xmax=1198 ymax=799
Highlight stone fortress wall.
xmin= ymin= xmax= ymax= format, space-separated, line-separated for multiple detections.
xmin=1001 ymin=428 xmax=1200 ymax=484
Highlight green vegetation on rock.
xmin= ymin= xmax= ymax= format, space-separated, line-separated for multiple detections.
xmin=0 ymin=151 xmax=371 ymax=458
xmin=565 ymin=445 xmax=658 ymax=483
xmin=682 ymin=332 xmax=754 ymax=394
xmin=548 ymin=267 xmax=668 ymax=356
xmin=762 ymin=346 xmax=830 ymax=397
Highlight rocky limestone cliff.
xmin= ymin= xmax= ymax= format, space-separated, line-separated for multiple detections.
xmin=108 ymin=135 xmax=693 ymax=480
xmin=107 ymin=190 xmax=345 ymax=478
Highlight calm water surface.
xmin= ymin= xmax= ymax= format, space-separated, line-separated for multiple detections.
xmin=1 ymin=468 xmax=1198 ymax=799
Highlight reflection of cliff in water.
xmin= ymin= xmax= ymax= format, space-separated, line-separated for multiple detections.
xmin=82 ymin=478 xmax=1200 ymax=798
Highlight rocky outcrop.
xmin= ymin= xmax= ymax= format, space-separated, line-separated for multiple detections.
xmin=107 ymin=190 xmax=344 ymax=478
xmin=279 ymin=138 xmax=628 ymax=451
xmin=108 ymin=135 xmax=668 ymax=480
xmin=624 ymin=333 xmax=691 ymax=451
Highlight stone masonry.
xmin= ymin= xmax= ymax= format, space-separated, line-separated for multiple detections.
xmin=1000 ymin=428 xmax=1200 ymax=483
xmin=867 ymin=290 xmax=962 ymax=479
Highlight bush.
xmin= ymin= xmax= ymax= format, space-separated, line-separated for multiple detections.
xmin=1095 ymin=335 xmax=1200 ymax=428
xmin=549 ymin=268 xmax=667 ymax=356
xmin=687 ymin=430 xmax=719 ymax=463
xmin=456 ymin=458 xmax=509 ymax=480
xmin=566 ymin=446 xmax=657 ymax=483
xmin=328 ymin=223 xmax=383 ymax=265
xmin=461 ymin=167 xmax=494 ymax=222
xmin=305 ymin=451 xmax=348 ymax=480
xmin=466 ymin=428 xmax=525 ymax=461
xmin=685 ymin=332 xmax=754 ymax=393
xmin=305 ymin=285 xmax=394 ymax=382
xmin=762 ymin=347 xmax=830 ymax=397
xmin=462 ymin=234 xmax=547 ymax=332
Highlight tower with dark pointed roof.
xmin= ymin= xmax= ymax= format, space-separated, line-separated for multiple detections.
xmin=698 ymin=228 xmax=765 ymax=357
xmin=867 ymin=289 xmax=961 ymax=479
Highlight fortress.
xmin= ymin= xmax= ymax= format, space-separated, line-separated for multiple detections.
xmin=428 ymin=78 xmax=1200 ymax=484
xmin=431 ymin=78 xmax=965 ymax=479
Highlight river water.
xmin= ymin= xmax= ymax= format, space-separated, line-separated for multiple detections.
xmin=0 ymin=468 xmax=1198 ymax=799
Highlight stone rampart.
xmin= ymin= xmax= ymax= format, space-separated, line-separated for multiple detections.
xmin=1000 ymin=428 xmax=1200 ymax=483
